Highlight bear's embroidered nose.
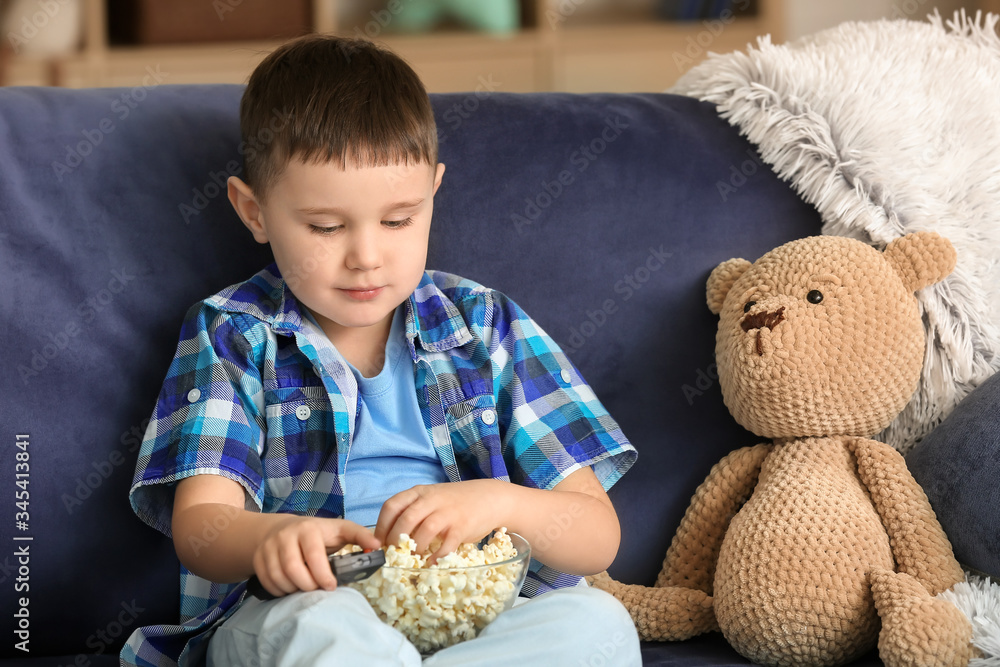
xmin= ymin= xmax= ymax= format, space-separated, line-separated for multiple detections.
xmin=741 ymin=307 xmax=785 ymax=333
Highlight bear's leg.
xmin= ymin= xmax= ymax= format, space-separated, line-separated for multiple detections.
xmin=869 ymin=568 xmax=976 ymax=667
xmin=586 ymin=571 xmax=718 ymax=641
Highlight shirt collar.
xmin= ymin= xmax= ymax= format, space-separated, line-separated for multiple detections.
xmin=206 ymin=264 xmax=473 ymax=351
xmin=205 ymin=263 xmax=305 ymax=335
xmin=405 ymin=271 xmax=474 ymax=352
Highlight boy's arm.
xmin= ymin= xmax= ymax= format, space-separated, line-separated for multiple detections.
xmin=505 ymin=465 xmax=622 ymax=574
xmin=173 ymin=475 xmax=379 ymax=597
xmin=375 ymin=466 xmax=621 ymax=575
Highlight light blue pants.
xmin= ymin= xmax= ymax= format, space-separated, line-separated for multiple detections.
xmin=207 ymin=584 xmax=641 ymax=666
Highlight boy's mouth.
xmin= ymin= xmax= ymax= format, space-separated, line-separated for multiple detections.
xmin=340 ymin=286 xmax=384 ymax=301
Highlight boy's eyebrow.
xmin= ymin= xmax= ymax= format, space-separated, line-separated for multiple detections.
xmin=297 ymin=199 xmax=426 ymax=215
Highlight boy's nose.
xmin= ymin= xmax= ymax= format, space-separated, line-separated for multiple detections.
xmin=345 ymin=228 xmax=383 ymax=270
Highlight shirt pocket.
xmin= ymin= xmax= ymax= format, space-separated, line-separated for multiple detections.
xmin=445 ymin=394 xmax=506 ymax=481
xmin=263 ymin=385 xmax=337 ymax=507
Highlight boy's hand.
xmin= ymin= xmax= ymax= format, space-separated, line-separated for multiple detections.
xmin=374 ymin=468 xmax=622 ymax=575
xmin=252 ymin=516 xmax=380 ymax=598
xmin=375 ymin=480 xmax=508 ymax=563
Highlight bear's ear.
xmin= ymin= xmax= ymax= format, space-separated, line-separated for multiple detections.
xmin=883 ymin=231 xmax=956 ymax=292
xmin=707 ymin=258 xmax=752 ymax=314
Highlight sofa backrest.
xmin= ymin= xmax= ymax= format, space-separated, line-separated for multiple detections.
xmin=0 ymin=85 xmax=820 ymax=658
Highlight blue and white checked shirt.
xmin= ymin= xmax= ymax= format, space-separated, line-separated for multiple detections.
xmin=122 ymin=265 xmax=636 ymax=666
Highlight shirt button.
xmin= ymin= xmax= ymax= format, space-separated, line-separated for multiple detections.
xmin=187 ymin=388 xmax=201 ymax=403
xmin=481 ymin=409 xmax=496 ymax=426
xmin=560 ymin=369 xmax=572 ymax=383
xmin=295 ymin=405 xmax=311 ymax=421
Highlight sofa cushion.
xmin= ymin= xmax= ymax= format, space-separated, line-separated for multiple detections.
xmin=907 ymin=371 xmax=1000 ymax=579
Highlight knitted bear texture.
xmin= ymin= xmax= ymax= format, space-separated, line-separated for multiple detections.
xmin=590 ymin=233 xmax=975 ymax=667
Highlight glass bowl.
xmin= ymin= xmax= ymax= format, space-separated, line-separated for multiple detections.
xmin=347 ymin=530 xmax=530 ymax=654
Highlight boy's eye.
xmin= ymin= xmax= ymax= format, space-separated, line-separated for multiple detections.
xmin=309 ymin=225 xmax=341 ymax=235
xmin=383 ymin=217 xmax=414 ymax=229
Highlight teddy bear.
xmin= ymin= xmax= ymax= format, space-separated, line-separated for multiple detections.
xmin=589 ymin=232 xmax=978 ymax=667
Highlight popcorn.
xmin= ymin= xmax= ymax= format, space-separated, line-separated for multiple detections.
xmin=342 ymin=528 xmax=524 ymax=653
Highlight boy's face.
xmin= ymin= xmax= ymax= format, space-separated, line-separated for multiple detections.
xmin=230 ymin=159 xmax=445 ymax=347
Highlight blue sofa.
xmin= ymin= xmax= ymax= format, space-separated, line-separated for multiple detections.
xmin=3 ymin=84 xmax=994 ymax=666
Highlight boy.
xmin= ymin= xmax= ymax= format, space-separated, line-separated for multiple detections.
xmin=123 ymin=35 xmax=639 ymax=666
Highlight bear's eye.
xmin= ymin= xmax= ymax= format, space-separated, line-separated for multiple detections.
xmin=743 ymin=301 xmax=756 ymax=313
xmin=807 ymin=290 xmax=824 ymax=304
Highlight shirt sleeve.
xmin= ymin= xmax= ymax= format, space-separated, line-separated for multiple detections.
xmin=129 ymin=302 xmax=266 ymax=537
xmin=485 ymin=291 xmax=637 ymax=492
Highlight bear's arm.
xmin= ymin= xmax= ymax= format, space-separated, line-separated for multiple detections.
xmin=847 ymin=437 xmax=965 ymax=595
xmin=656 ymin=443 xmax=772 ymax=593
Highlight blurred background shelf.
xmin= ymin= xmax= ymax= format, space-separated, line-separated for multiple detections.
xmin=0 ymin=0 xmax=781 ymax=90
xmin=0 ymin=0 xmax=990 ymax=91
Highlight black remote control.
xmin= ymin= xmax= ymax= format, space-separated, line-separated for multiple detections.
xmin=246 ymin=549 xmax=386 ymax=600
xmin=328 ymin=549 xmax=386 ymax=584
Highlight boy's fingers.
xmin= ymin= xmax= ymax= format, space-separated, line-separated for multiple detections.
xmin=304 ymin=551 xmax=335 ymax=591
xmin=409 ymin=515 xmax=448 ymax=556
xmin=374 ymin=503 xmax=405 ymax=545
xmin=428 ymin=533 xmax=460 ymax=565
xmin=341 ymin=522 xmax=381 ymax=551
xmin=375 ymin=486 xmax=427 ymax=544
xmin=301 ymin=532 xmax=336 ymax=590
xmin=255 ymin=547 xmax=285 ymax=597
xmin=259 ymin=555 xmax=297 ymax=597
xmin=277 ymin=542 xmax=318 ymax=594
xmin=387 ymin=504 xmax=437 ymax=551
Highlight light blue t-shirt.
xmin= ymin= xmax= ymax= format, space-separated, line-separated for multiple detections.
xmin=311 ymin=305 xmax=449 ymax=527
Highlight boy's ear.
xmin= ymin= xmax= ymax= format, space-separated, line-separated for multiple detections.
xmin=228 ymin=176 xmax=269 ymax=244
xmin=433 ymin=163 xmax=445 ymax=195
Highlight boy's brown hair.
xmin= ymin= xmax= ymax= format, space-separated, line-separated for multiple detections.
xmin=240 ymin=35 xmax=437 ymax=201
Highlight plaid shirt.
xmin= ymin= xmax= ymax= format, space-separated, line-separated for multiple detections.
xmin=122 ymin=265 xmax=636 ymax=666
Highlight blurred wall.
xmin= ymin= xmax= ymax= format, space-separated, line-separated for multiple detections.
xmin=784 ymin=0 xmax=974 ymax=41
